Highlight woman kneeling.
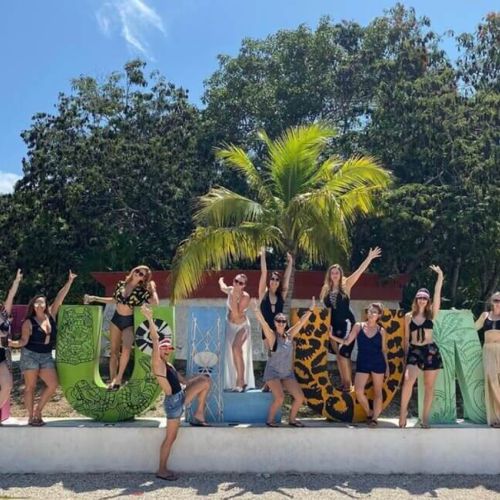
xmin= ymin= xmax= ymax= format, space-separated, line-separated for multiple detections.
xmin=251 ymin=297 xmax=315 ymax=427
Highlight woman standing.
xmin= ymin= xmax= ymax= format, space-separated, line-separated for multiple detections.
xmin=0 ymin=269 xmax=22 ymax=413
xmin=251 ymin=297 xmax=314 ymax=427
xmin=475 ymin=292 xmax=500 ymax=428
xmin=9 ymin=271 xmax=76 ymax=426
xmin=219 ymin=274 xmax=254 ymax=392
xmin=258 ymin=249 xmax=293 ymax=350
xmin=331 ymin=302 xmax=388 ymax=426
xmin=399 ymin=265 xmax=444 ymax=428
xmin=84 ymin=265 xmax=159 ymax=390
xmin=320 ymin=247 xmax=382 ymax=391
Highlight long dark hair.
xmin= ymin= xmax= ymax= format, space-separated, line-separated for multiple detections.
xmin=269 ymin=271 xmax=283 ymax=297
xmin=25 ymin=295 xmax=50 ymax=320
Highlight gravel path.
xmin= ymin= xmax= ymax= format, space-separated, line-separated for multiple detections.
xmin=1 ymin=473 xmax=499 ymax=499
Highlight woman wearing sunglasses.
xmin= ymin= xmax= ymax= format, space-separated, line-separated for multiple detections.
xmin=331 ymin=302 xmax=388 ymax=426
xmin=219 ymin=274 xmax=254 ymax=392
xmin=84 ymin=265 xmax=159 ymax=390
xmin=475 ymin=291 xmax=500 ymax=428
xmin=9 ymin=270 xmax=76 ymax=426
xmin=251 ymin=297 xmax=315 ymax=427
xmin=399 ymin=265 xmax=444 ymax=428
xmin=0 ymin=269 xmax=22 ymax=415
xmin=258 ymin=248 xmax=293 ymax=351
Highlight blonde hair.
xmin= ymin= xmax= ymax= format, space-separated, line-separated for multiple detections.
xmin=125 ymin=265 xmax=153 ymax=291
xmin=320 ymin=264 xmax=346 ymax=301
xmin=489 ymin=292 xmax=500 ymax=308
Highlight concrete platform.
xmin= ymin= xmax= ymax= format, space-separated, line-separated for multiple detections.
xmin=1 ymin=417 xmax=499 ymax=474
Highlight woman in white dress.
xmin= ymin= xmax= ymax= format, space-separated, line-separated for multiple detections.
xmin=219 ymin=274 xmax=255 ymax=392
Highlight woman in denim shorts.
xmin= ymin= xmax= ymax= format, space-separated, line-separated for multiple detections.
xmin=10 ymin=270 xmax=77 ymax=426
xmin=142 ymin=305 xmax=211 ymax=481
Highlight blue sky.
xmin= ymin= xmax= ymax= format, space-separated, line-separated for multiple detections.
xmin=0 ymin=0 xmax=497 ymax=192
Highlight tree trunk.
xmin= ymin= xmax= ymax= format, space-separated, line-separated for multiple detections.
xmin=450 ymin=256 xmax=462 ymax=307
xmin=283 ymin=263 xmax=296 ymax=317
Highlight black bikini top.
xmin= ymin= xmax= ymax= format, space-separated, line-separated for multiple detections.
xmin=484 ymin=317 xmax=500 ymax=332
xmin=409 ymin=317 xmax=433 ymax=343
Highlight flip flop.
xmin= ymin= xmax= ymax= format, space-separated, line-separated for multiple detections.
xmin=155 ymin=472 xmax=178 ymax=481
xmin=419 ymin=422 xmax=431 ymax=429
xmin=266 ymin=422 xmax=279 ymax=427
xmin=30 ymin=417 xmax=46 ymax=427
xmin=107 ymin=383 xmax=121 ymax=391
xmin=190 ymin=417 xmax=210 ymax=427
xmin=368 ymin=419 xmax=378 ymax=427
xmin=288 ymin=421 xmax=305 ymax=428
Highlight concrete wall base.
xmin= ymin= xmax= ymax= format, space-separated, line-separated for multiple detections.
xmin=2 ymin=418 xmax=499 ymax=474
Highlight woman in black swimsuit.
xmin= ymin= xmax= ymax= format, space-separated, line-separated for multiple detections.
xmin=10 ymin=270 xmax=76 ymax=426
xmin=0 ymin=269 xmax=22 ymax=414
xmin=399 ymin=265 xmax=444 ymax=428
xmin=258 ymin=248 xmax=293 ymax=350
xmin=85 ymin=265 xmax=159 ymax=390
xmin=320 ymin=247 xmax=382 ymax=391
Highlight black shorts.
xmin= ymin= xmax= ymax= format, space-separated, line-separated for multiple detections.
xmin=111 ymin=311 xmax=134 ymax=331
xmin=407 ymin=343 xmax=443 ymax=371
xmin=329 ymin=321 xmax=354 ymax=359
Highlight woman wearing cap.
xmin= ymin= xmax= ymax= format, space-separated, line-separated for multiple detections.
xmin=142 ymin=305 xmax=211 ymax=481
xmin=0 ymin=269 xmax=22 ymax=414
xmin=258 ymin=248 xmax=293 ymax=351
xmin=251 ymin=297 xmax=315 ymax=427
xmin=219 ymin=274 xmax=254 ymax=392
xmin=84 ymin=265 xmax=159 ymax=390
xmin=399 ymin=265 xmax=444 ymax=428
xmin=475 ymin=291 xmax=500 ymax=428
xmin=320 ymin=247 xmax=382 ymax=391
xmin=331 ymin=302 xmax=389 ymax=426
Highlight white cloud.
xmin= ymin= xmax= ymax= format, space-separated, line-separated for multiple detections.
xmin=0 ymin=172 xmax=21 ymax=194
xmin=96 ymin=0 xmax=165 ymax=58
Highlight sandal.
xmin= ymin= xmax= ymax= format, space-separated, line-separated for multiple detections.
xmin=30 ymin=416 xmax=46 ymax=427
xmin=368 ymin=419 xmax=378 ymax=427
xmin=107 ymin=383 xmax=121 ymax=391
xmin=419 ymin=422 xmax=431 ymax=429
xmin=266 ymin=422 xmax=279 ymax=427
xmin=155 ymin=471 xmax=178 ymax=481
xmin=288 ymin=420 xmax=305 ymax=428
xmin=190 ymin=417 xmax=211 ymax=427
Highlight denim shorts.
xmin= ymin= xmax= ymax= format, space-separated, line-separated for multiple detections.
xmin=20 ymin=348 xmax=55 ymax=371
xmin=163 ymin=390 xmax=185 ymax=419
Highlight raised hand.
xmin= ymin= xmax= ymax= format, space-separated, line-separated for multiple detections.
xmin=368 ymin=247 xmax=382 ymax=261
xmin=14 ymin=269 xmax=23 ymax=282
xmin=286 ymin=252 xmax=293 ymax=263
xmin=68 ymin=270 xmax=77 ymax=282
xmin=429 ymin=265 xmax=443 ymax=277
xmin=141 ymin=304 xmax=153 ymax=320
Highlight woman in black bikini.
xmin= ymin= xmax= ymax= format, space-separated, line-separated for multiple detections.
xmin=10 ymin=270 xmax=76 ymax=426
xmin=399 ymin=265 xmax=444 ymax=428
xmin=0 ymin=269 xmax=22 ymax=414
xmin=142 ymin=305 xmax=211 ymax=481
xmin=84 ymin=265 xmax=159 ymax=390
xmin=320 ymin=247 xmax=382 ymax=391
xmin=258 ymin=248 xmax=293 ymax=350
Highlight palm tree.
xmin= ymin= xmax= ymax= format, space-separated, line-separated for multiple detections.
xmin=170 ymin=123 xmax=391 ymax=302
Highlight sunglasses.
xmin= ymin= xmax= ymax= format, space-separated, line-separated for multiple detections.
xmin=134 ymin=270 xmax=146 ymax=278
xmin=275 ymin=319 xmax=287 ymax=324
xmin=367 ymin=309 xmax=379 ymax=315
xmin=233 ymin=279 xmax=245 ymax=286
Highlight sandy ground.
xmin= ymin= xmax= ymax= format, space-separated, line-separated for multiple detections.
xmin=1 ymin=473 xmax=499 ymax=499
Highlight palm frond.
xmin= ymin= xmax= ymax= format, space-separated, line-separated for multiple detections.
xmin=170 ymin=224 xmax=282 ymax=302
xmin=194 ymin=187 xmax=265 ymax=227
xmin=215 ymin=144 xmax=273 ymax=203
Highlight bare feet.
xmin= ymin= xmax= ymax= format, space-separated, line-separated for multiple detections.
xmin=399 ymin=413 xmax=407 ymax=428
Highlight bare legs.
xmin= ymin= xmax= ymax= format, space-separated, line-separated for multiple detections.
xmin=23 ymin=368 xmax=58 ymax=424
xmin=157 ymin=376 xmax=211 ymax=481
xmin=422 ymin=370 xmax=439 ymax=427
xmin=0 ymin=361 xmax=13 ymax=409
xmin=232 ymin=327 xmax=249 ymax=389
xmin=399 ymin=365 xmax=419 ymax=427
xmin=354 ymin=372 xmax=384 ymax=424
xmin=354 ymin=373 xmax=372 ymax=419
xmin=329 ymin=339 xmax=352 ymax=390
xmin=109 ymin=324 xmax=134 ymax=387
xmin=266 ymin=378 xmax=305 ymax=426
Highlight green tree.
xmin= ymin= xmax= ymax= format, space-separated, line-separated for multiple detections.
xmin=170 ymin=124 xmax=391 ymax=301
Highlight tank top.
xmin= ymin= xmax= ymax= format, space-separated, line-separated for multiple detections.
xmin=323 ymin=289 xmax=355 ymax=327
xmin=357 ymin=324 xmax=384 ymax=361
xmin=166 ymin=363 xmax=182 ymax=395
xmin=265 ymin=333 xmax=294 ymax=376
xmin=409 ymin=317 xmax=433 ymax=344
xmin=25 ymin=315 xmax=57 ymax=354
xmin=260 ymin=291 xmax=284 ymax=330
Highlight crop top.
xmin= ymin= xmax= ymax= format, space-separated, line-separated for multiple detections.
xmin=113 ymin=280 xmax=151 ymax=308
xmin=409 ymin=317 xmax=433 ymax=344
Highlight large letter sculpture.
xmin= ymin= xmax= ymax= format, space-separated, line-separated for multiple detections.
xmin=291 ymin=307 xmax=405 ymax=422
xmin=56 ymin=305 xmax=174 ymax=422
xmin=418 ymin=309 xmax=486 ymax=424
